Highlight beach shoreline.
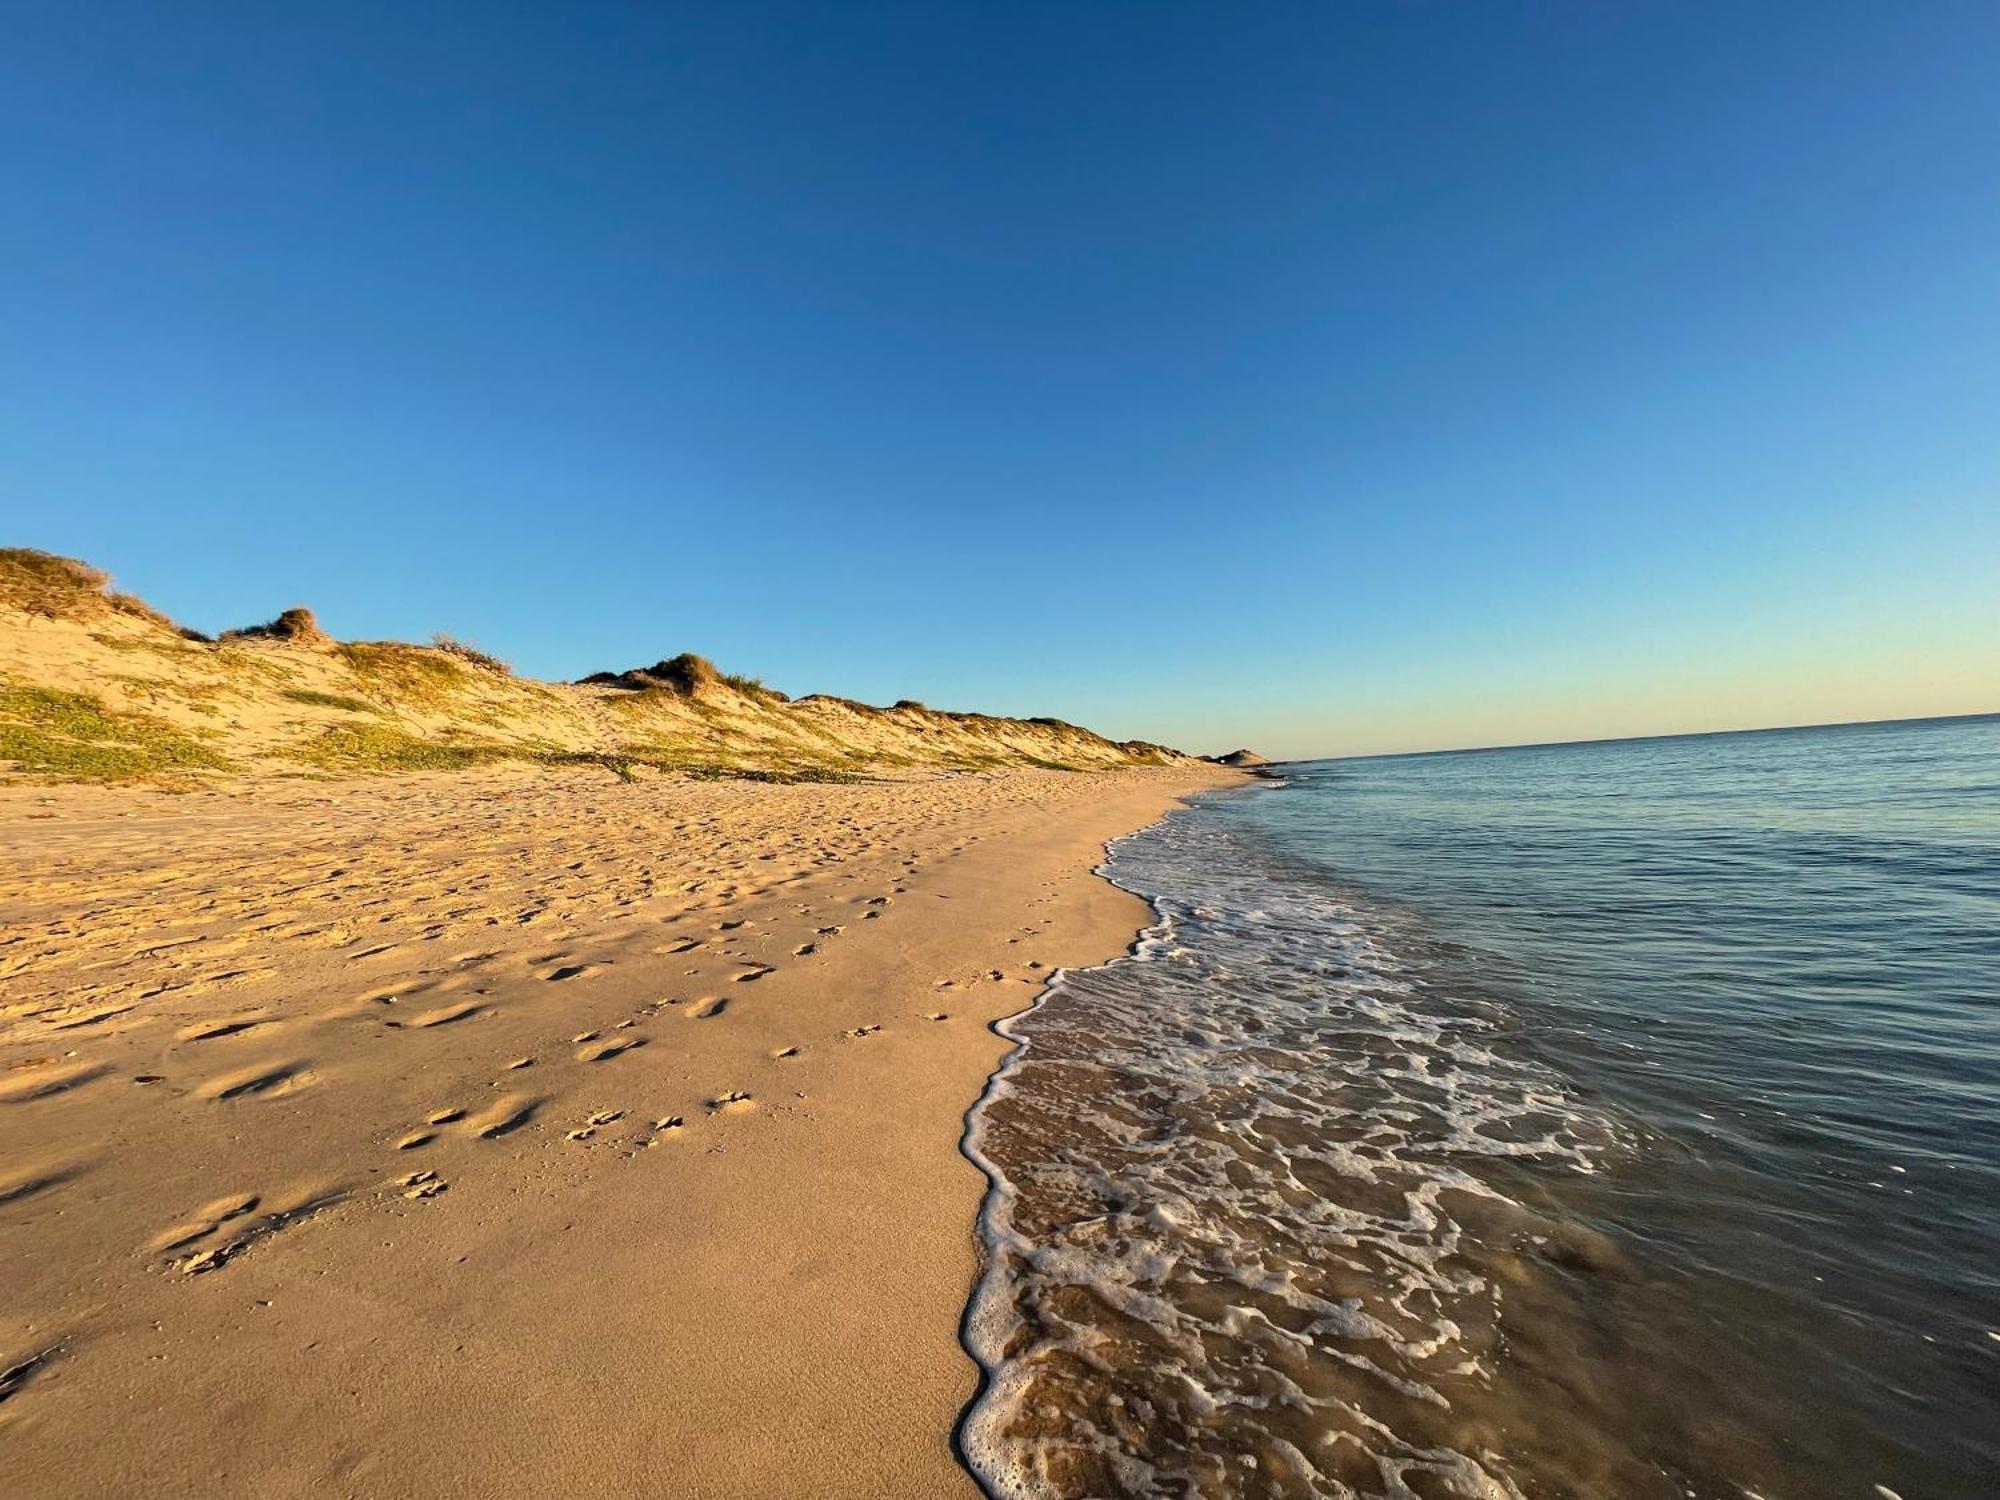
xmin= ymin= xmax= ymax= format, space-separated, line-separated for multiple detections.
xmin=1 ymin=761 xmax=1237 ymax=1498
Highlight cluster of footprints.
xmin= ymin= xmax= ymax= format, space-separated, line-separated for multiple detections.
xmin=0 ymin=761 xmax=1146 ymax=1467
xmin=135 ymin=875 xmax=980 ymax=1279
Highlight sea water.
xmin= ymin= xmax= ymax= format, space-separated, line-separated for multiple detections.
xmin=961 ymin=714 xmax=2000 ymax=1499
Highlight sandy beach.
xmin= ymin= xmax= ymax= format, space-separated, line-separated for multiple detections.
xmin=1 ymin=761 xmax=1235 ymax=1497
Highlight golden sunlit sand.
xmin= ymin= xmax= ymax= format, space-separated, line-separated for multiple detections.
xmin=0 ymin=549 xmax=1241 ymax=1496
xmin=1 ymin=762 xmax=1237 ymax=1496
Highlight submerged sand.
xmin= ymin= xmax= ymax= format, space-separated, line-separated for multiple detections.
xmin=0 ymin=762 xmax=1233 ymax=1497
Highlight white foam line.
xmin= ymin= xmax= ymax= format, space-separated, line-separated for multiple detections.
xmin=951 ymin=812 xmax=1190 ymax=1499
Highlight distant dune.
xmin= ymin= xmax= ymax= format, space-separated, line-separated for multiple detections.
xmin=0 ymin=548 xmax=1192 ymax=782
xmin=1204 ymin=747 xmax=1270 ymax=767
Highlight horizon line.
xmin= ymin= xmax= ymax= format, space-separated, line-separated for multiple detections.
xmin=1287 ymin=708 xmax=1999 ymax=767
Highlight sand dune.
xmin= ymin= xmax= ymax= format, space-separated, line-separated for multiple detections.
xmin=0 ymin=548 xmax=1189 ymax=784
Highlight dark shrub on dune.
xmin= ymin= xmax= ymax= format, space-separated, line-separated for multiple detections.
xmin=0 ymin=547 xmax=207 ymax=637
xmin=582 ymin=652 xmax=775 ymax=698
xmin=431 ymin=632 xmax=512 ymax=675
xmin=223 ymin=607 xmax=326 ymax=644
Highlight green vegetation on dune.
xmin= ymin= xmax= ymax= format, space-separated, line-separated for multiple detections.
xmin=281 ymin=688 xmax=378 ymax=714
xmin=0 ymin=549 xmax=1194 ymax=783
xmin=286 ymin=729 xmax=875 ymax=784
xmin=0 ymin=549 xmax=109 ymax=617
xmin=334 ymin=642 xmax=469 ymax=706
xmin=290 ymin=724 xmax=504 ymax=773
xmin=0 ymin=682 xmax=231 ymax=780
xmin=532 ymin=749 xmax=642 ymax=782
xmin=682 ymin=763 xmax=875 ymax=784
xmin=0 ymin=547 xmax=196 ymax=635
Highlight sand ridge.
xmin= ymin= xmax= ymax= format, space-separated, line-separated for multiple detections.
xmin=0 ymin=760 xmax=1234 ymax=1497
xmin=0 ymin=548 xmax=1194 ymax=782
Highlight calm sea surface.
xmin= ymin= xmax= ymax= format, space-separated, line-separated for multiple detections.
xmin=962 ymin=714 xmax=2000 ymax=1500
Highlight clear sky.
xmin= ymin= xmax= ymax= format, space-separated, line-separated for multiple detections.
xmin=3 ymin=2 xmax=1995 ymax=759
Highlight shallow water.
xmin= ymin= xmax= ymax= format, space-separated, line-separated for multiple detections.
xmin=962 ymin=714 xmax=2000 ymax=1499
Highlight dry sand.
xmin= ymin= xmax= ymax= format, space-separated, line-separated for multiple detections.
xmin=1 ymin=762 xmax=1235 ymax=1497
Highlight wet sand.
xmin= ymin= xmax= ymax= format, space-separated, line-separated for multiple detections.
xmin=0 ymin=762 xmax=1234 ymax=1498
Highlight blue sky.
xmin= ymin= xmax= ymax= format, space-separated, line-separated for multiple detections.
xmin=4 ymin=2 xmax=1996 ymax=758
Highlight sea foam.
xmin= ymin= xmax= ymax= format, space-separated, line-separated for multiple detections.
xmin=958 ymin=805 xmax=1617 ymax=1499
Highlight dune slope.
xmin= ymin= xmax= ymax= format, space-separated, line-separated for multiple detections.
xmin=0 ymin=548 xmax=1188 ymax=782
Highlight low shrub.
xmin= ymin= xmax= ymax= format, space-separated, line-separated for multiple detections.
xmin=282 ymin=688 xmax=377 ymax=714
xmin=431 ymin=633 xmax=512 ymax=675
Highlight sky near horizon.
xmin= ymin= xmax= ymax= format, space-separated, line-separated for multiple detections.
xmin=3 ymin=2 xmax=1996 ymax=759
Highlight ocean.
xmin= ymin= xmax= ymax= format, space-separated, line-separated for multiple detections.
xmin=960 ymin=713 xmax=2000 ymax=1500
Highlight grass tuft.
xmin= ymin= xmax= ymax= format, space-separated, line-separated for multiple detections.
xmin=682 ymin=763 xmax=873 ymax=784
xmin=282 ymin=688 xmax=377 ymax=714
xmin=222 ymin=607 xmax=324 ymax=642
xmin=0 ymin=549 xmax=111 ymax=618
xmin=335 ymin=643 xmax=468 ymax=706
xmin=431 ymin=633 xmax=512 ymax=675
xmin=534 ymin=749 xmax=640 ymax=781
xmin=0 ymin=548 xmax=198 ymax=637
xmin=290 ymin=724 xmax=502 ymax=773
xmin=582 ymin=653 xmax=777 ymax=699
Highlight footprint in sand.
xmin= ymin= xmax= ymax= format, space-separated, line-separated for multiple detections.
xmin=49 ymin=1002 xmax=139 ymax=1033
xmin=793 ymin=943 xmax=818 ymax=957
xmin=174 ymin=1014 xmax=271 ymax=1042
xmin=688 ymin=997 xmax=729 ymax=1020
xmin=400 ymin=1000 xmax=487 ymax=1029
xmin=0 ymin=1348 xmax=57 ymax=1405
xmin=734 ymin=965 xmax=775 ymax=983
xmin=576 ymin=1037 xmax=643 ymax=1063
xmin=842 ymin=1025 xmax=882 ymax=1040
xmin=157 ymin=1184 xmax=347 ymax=1273
xmin=196 ymin=1059 xmax=314 ymax=1101
xmin=542 ymin=962 xmax=603 ymax=983
xmin=466 ymin=1094 xmax=540 ymax=1139
xmin=637 ymin=1115 xmax=687 ymax=1148
xmin=926 ymin=1012 xmax=951 ymax=1022
xmin=395 ymin=1130 xmax=434 ymax=1150
xmin=0 ymin=1061 xmax=109 ymax=1103
xmin=0 ymin=1157 xmax=89 ymax=1206
xmin=772 ymin=1045 xmax=801 ymax=1060
xmin=565 ymin=1109 xmax=624 ymax=1141
xmin=399 ymin=1170 xmax=448 ymax=1200
xmin=149 ymin=1193 xmax=260 ymax=1254
xmin=708 ymin=1091 xmax=754 ymax=1113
